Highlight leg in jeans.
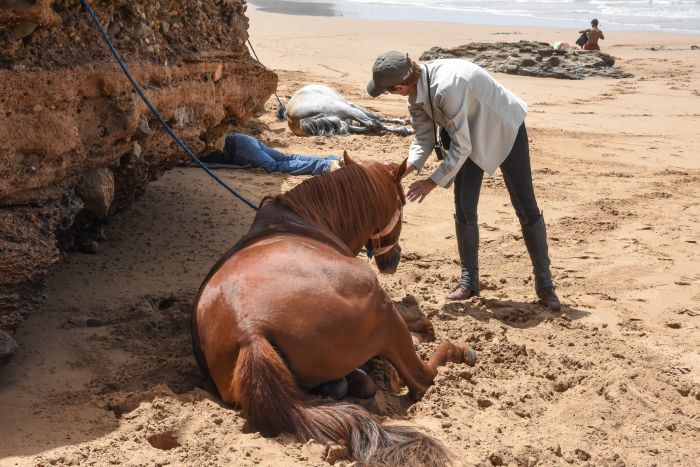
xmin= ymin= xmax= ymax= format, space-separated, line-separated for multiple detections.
xmin=215 ymin=134 xmax=332 ymax=175
xmin=499 ymin=124 xmax=560 ymax=309
xmin=256 ymin=138 xmax=332 ymax=175
xmin=448 ymin=158 xmax=483 ymax=298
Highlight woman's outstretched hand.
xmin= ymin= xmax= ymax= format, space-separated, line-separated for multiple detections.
xmin=407 ymin=178 xmax=437 ymax=203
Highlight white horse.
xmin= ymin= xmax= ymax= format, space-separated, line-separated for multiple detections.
xmin=283 ymin=84 xmax=413 ymax=137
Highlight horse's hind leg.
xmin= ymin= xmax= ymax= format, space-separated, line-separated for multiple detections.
xmin=348 ymin=103 xmax=409 ymax=125
xmin=376 ymin=123 xmax=414 ymax=136
xmin=347 ymin=122 xmax=414 ymax=136
xmin=397 ymin=308 xmax=435 ymax=343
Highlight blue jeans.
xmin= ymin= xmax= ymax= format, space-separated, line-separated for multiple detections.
xmin=205 ymin=134 xmax=334 ymax=176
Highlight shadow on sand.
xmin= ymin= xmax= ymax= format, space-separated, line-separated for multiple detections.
xmin=436 ymin=296 xmax=591 ymax=329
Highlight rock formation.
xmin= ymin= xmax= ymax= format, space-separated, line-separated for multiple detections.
xmin=420 ymin=41 xmax=633 ymax=80
xmin=0 ymin=0 xmax=278 ymax=362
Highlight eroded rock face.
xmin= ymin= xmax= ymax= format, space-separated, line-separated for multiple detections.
xmin=0 ymin=0 xmax=278 ymax=352
xmin=420 ymin=41 xmax=633 ymax=80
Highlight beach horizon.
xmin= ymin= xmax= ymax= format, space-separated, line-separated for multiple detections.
xmin=248 ymin=0 xmax=700 ymax=34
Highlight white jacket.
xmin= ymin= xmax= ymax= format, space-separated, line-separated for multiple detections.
xmin=407 ymin=59 xmax=527 ymax=187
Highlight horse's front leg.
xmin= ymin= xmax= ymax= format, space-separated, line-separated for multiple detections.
xmin=377 ymin=304 xmax=476 ymax=400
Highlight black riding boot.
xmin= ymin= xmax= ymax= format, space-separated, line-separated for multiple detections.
xmin=447 ymin=219 xmax=480 ymax=300
xmin=521 ymin=214 xmax=561 ymax=311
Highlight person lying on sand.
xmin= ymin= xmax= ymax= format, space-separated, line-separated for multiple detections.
xmin=368 ymin=51 xmax=561 ymax=311
xmin=196 ymin=133 xmax=341 ymax=175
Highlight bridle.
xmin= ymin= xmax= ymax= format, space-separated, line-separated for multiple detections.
xmin=366 ymin=204 xmax=402 ymax=257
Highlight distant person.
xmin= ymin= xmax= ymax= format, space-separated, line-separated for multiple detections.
xmin=199 ymin=133 xmax=341 ymax=175
xmin=579 ymin=19 xmax=604 ymax=51
xmin=366 ymin=51 xmax=561 ymax=311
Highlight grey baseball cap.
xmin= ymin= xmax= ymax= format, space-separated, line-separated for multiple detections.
xmin=367 ymin=51 xmax=413 ymax=97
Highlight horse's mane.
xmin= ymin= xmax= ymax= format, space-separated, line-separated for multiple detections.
xmin=262 ymin=161 xmax=404 ymax=251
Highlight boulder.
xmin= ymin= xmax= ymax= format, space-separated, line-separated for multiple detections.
xmin=420 ymin=40 xmax=633 ymax=80
xmin=75 ymin=168 xmax=115 ymax=219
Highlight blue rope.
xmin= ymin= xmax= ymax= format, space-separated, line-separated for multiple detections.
xmin=80 ymin=0 xmax=258 ymax=210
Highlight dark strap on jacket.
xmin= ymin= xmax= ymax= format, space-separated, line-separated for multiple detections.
xmin=424 ymin=65 xmax=444 ymax=161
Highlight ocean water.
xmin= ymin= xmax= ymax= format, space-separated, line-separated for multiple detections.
xmin=249 ymin=0 xmax=700 ymax=33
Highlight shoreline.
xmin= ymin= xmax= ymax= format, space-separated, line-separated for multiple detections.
xmin=247 ymin=0 xmax=700 ymax=34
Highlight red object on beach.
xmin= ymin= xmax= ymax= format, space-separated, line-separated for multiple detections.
xmin=583 ymin=43 xmax=600 ymax=51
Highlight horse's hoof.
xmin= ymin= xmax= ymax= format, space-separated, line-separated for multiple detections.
xmin=312 ymin=378 xmax=348 ymax=400
xmin=345 ymin=369 xmax=377 ymax=399
xmin=463 ymin=347 xmax=478 ymax=367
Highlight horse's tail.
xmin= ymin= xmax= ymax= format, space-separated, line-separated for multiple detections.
xmin=276 ymin=103 xmax=287 ymax=121
xmin=233 ymin=336 xmax=452 ymax=467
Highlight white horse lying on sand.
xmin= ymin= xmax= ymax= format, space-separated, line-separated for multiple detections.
xmin=284 ymin=84 xmax=413 ymax=137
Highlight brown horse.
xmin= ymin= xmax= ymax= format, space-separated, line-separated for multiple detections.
xmin=191 ymin=153 xmax=477 ymax=466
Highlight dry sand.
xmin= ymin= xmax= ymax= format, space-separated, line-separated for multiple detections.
xmin=1 ymin=6 xmax=699 ymax=467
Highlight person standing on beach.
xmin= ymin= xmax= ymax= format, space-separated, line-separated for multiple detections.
xmin=579 ymin=19 xmax=604 ymax=50
xmin=366 ymin=51 xmax=561 ymax=311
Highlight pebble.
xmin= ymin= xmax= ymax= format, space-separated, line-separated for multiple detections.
xmin=553 ymin=379 xmax=569 ymax=392
xmin=133 ymin=22 xmax=153 ymax=38
xmin=86 ymin=318 xmax=105 ymax=327
xmin=488 ymin=452 xmax=504 ymax=466
xmin=477 ymin=398 xmax=494 ymax=408
xmin=11 ymin=20 xmax=38 ymax=40
xmin=575 ymin=448 xmax=591 ymax=461
xmin=108 ymin=21 xmax=122 ymax=37
xmin=302 ymin=439 xmax=327 ymax=460
xmin=325 ymin=445 xmax=348 ymax=465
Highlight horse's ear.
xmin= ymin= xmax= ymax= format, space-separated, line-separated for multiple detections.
xmin=343 ymin=151 xmax=357 ymax=166
xmin=394 ymin=158 xmax=408 ymax=182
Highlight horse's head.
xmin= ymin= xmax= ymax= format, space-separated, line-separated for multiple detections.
xmin=268 ymin=153 xmax=408 ymax=271
xmin=363 ymin=157 xmax=407 ymax=274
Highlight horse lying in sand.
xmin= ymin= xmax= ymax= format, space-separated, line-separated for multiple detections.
xmin=284 ymin=84 xmax=414 ymax=136
xmin=191 ymin=153 xmax=477 ymax=466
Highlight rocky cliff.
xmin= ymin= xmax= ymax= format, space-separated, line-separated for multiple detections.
xmin=0 ymin=0 xmax=278 ymax=360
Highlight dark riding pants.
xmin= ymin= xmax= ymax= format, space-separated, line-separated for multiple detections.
xmin=452 ymin=122 xmax=554 ymax=291
xmin=454 ymin=123 xmax=540 ymax=226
